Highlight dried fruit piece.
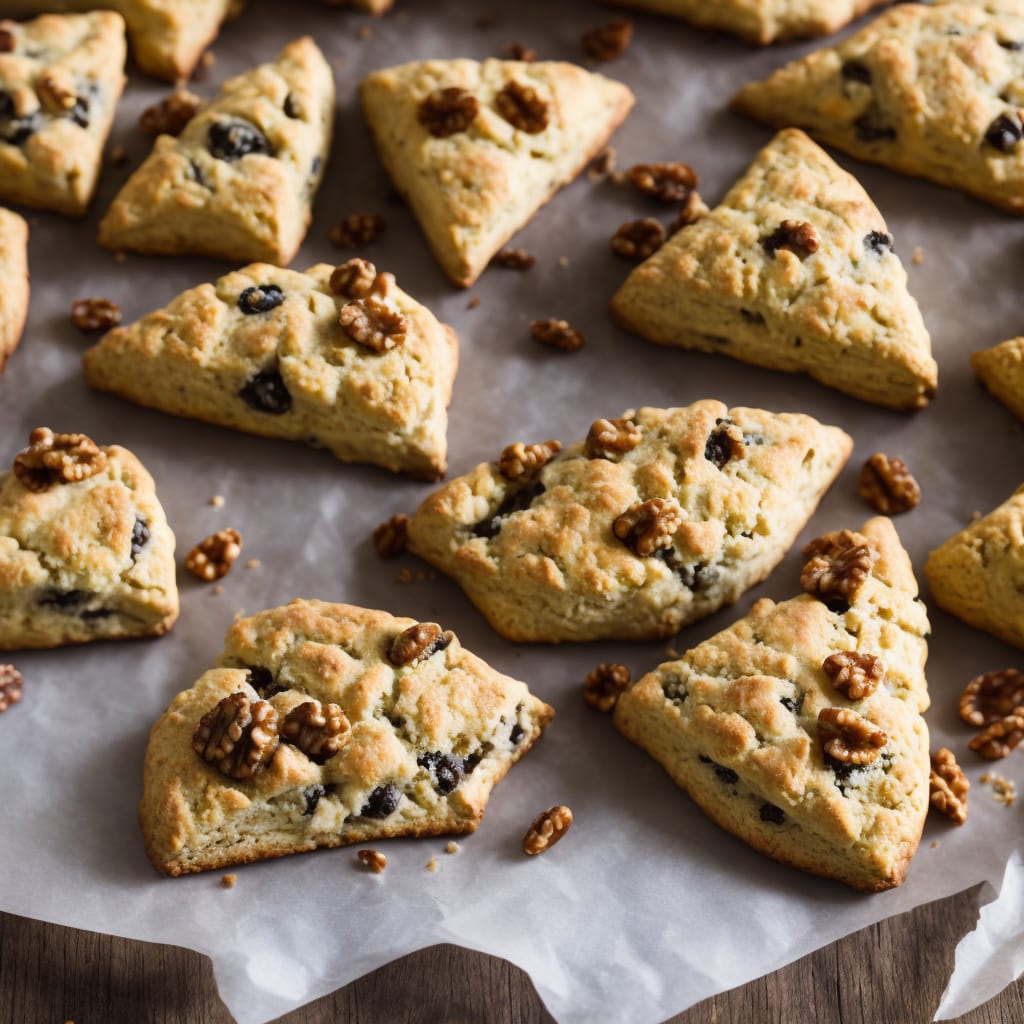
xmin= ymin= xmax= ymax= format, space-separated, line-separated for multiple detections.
xmin=495 ymin=80 xmax=549 ymax=134
xmin=858 ymin=453 xmax=921 ymax=515
xmin=984 ymin=112 xmax=1023 ymax=153
xmin=530 ymin=318 xmax=584 ymax=352
xmin=585 ymin=417 xmax=641 ymax=460
xmin=0 ymin=665 xmax=23 ymax=713
xmin=611 ymin=218 xmax=665 ymax=261
xmin=208 ymin=118 xmax=271 ymax=161
xmin=613 ymin=497 xmax=684 ymax=557
xmin=360 ymin=783 xmax=400 ymax=818
xmin=929 ymin=748 xmax=968 ymax=825
xmin=523 ymin=805 xmax=573 ymax=855
xmin=372 ymin=514 xmax=410 ymax=558
xmin=763 ymin=220 xmax=820 ymax=260
xmin=818 ymin=707 xmax=887 ymax=765
xmin=492 ymin=248 xmax=535 ymax=270
xmin=801 ymin=530 xmax=878 ymax=606
xmin=498 ymin=440 xmax=561 ymax=481
xmin=583 ymin=663 xmax=630 ymax=712
xmin=12 ymin=427 xmax=108 ymax=492
xmin=417 ymin=750 xmax=465 ymax=794
xmin=139 ymin=90 xmax=201 ymax=136
xmin=389 ymin=622 xmax=453 ymax=666
xmin=71 ymin=298 xmax=122 ymax=333
xmin=329 ymin=258 xmax=378 ymax=299
xmin=581 ymin=18 xmax=633 ymax=62
xmin=417 ymin=87 xmax=478 ymax=137
xmin=704 ymin=419 xmax=744 ymax=469
xmin=357 ymin=849 xmax=387 ymax=873
xmin=822 ymin=651 xmax=884 ymax=701
xmin=969 ymin=708 xmax=1024 ymax=760
xmin=239 ymin=368 xmax=291 ymax=414
xmin=186 ymin=528 xmax=243 ymax=581
xmin=329 ymin=213 xmax=385 ymax=248
xmin=193 ymin=692 xmax=279 ymax=779
xmin=626 ymin=162 xmax=698 ymax=203
xmin=238 ymin=284 xmax=284 ymax=315
xmin=960 ymin=668 xmax=1024 ymax=727
xmin=281 ymin=700 xmax=351 ymax=762
xmin=339 ymin=297 xmax=408 ymax=353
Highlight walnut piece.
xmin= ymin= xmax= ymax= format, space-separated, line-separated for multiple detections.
xmin=585 ymin=417 xmax=642 ymax=460
xmin=586 ymin=146 xmax=616 ymax=183
xmin=523 ymin=805 xmax=573 ymax=855
xmin=492 ymin=247 xmax=535 ymax=270
xmin=37 ymin=68 xmax=77 ymax=112
xmin=969 ymin=707 xmax=1024 ymax=760
xmin=504 ymin=41 xmax=537 ymax=62
xmin=71 ymin=298 xmax=122 ymax=333
xmin=329 ymin=213 xmax=385 ymax=249
xmin=193 ymin=692 xmax=280 ymax=780
xmin=357 ymin=849 xmax=387 ymax=873
xmin=668 ymin=191 xmax=709 ymax=233
xmin=611 ymin=218 xmax=665 ymax=261
xmin=139 ymin=90 xmax=201 ymax=135
xmin=339 ymin=297 xmax=408 ymax=352
xmin=613 ymin=497 xmax=684 ymax=557
xmin=186 ymin=528 xmax=243 ymax=581
xmin=822 ymin=651 xmax=884 ymax=701
xmin=626 ymin=162 xmax=698 ymax=203
xmin=389 ymin=622 xmax=453 ymax=666
xmin=818 ymin=707 xmax=887 ymax=765
xmin=0 ymin=25 xmax=15 ymax=53
xmin=960 ymin=668 xmax=1024 ymax=727
xmin=12 ymin=427 xmax=108 ymax=492
xmin=281 ymin=699 xmax=351 ymax=762
xmin=417 ymin=87 xmax=478 ymax=137
xmin=930 ymin=748 xmax=969 ymax=825
xmin=581 ymin=18 xmax=633 ymax=61
xmin=0 ymin=665 xmax=23 ymax=714
xmin=330 ymin=258 xmax=378 ymax=299
xmin=530 ymin=318 xmax=585 ymax=352
xmin=495 ymin=80 xmax=549 ymax=134
xmin=800 ymin=530 xmax=878 ymax=606
xmin=583 ymin=663 xmax=630 ymax=713
xmin=763 ymin=220 xmax=821 ymax=260
xmin=858 ymin=453 xmax=921 ymax=515
xmin=498 ymin=440 xmax=561 ymax=481
xmin=372 ymin=514 xmax=409 ymax=558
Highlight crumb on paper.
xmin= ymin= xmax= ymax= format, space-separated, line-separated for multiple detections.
xmin=971 ymin=510 xmax=982 ymax=522
xmin=931 ymin=840 xmax=940 ymax=849
xmin=396 ymin=567 xmax=414 ymax=583
xmin=466 ymin=296 xmax=480 ymax=310
xmin=358 ymin=24 xmax=372 ymax=40
xmin=357 ymin=849 xmax=387 ymax=873
xmin=558 ymin=255 xmax=570 ymax=268
xmin=980 ymin=772 xmax=1017 ymax=807
xmin=212 ymin=585 xmax=224 ymax=596
xmin=220 ymin=874 xmax=236 ymax=889
xmin=426 ymin=856 xmax=439 ymax=872
xmin=210 ymin=494 xmax=225 ymax=508
xmin=445 ymin=841 xmax=459 ymax=855
xmin=109 ymin=144 xmax=127 ymax=166
xmin=912 ymin=245 xmax=925 ymax=265
xmin=246 ymin=558 xmax=261 ymax=569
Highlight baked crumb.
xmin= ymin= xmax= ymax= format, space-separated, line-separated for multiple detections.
xmin=979 ymin=772 xmax=1018 ymax=807
xmin=912 ymin=245 xmax=925 ymax=265
xmin=558 ymin=255 xmax=570 ymax=268
xmin=358 ymin=24 xmax=372 ymax=40
xmin=220 ymin=874 xmax=236 ymax=889
xmin=466 ymin=296 xmax=480 ymax=310
xmin=445 ymin=841 xmax=459 ymax=854
xmin=114 ymin=251 xmax=127 ymax=264
xmin=210 ymin=494 xmax=225 ymax=507
xmin=109 ymin=144 xmax=127 ymax=166
xmin=426 ymin=856 xmax=439 ymax=872
xmin=930 ymin=840 xmax=940 ymax=849
xmin=245 ymin=559 xmax=261 ymax=570
xmin=212 ymin=585 xmax=224 ymax=596
xmin=396 ymin=567 xmax=414 ymax=583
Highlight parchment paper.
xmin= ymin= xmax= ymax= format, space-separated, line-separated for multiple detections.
xmin=1 ymin=2 xmax=1022 ymax=1022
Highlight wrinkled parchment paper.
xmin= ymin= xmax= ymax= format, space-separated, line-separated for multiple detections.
xmin=1 ymin=2 xmax=1022 ymax=1022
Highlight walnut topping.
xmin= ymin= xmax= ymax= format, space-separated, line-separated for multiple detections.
xmin=858 ymin=453 xmax=921 ymax=515
xmin=12 ymin=428 xmax=108 ymax=492
xmin=329 ymin=258 xmax=378 ymax=299
xmin=281 ymin=700 xmax=351 ymax=762
xmin=818 ymin=707 xmax=887 ymax=765
xmin=339 ymin=297 xmax=408 ymax=352
xmin=530 ymin=318 xmax=585 ymax=352
xmin=822 ymin=651 xmax=884 ymax=701
xmin=610 ymin=218 xmax=665 ymax=261
xmin=71 ymin=298 xmax=122 ymax=333
xmin=581 ymin=18 xmax=633 ymax=62
xmin=613 ymin=497 xmax=684 ymax=557
xmin=969 ymin=708 xmax=1024 ymax=760
xmin=0 ymin=665 xmax=23 ymax=714
xmin=389 ymin=622 xmax=453 ymax=666
xmin=929 ymin=748 xmax=969 ymax=825
xmin=960 ymin=668 xmax=1024 ymax=727
xmin=372 ymin=514 xmax=410 ymax=558
xmin=495 ymin=80 xmax=549 ymax=134
xmin=668 ymin=190 xmax=709 ymax=233
xmin=626 ymin=162 xmax=698 ymax=203
xmin=37 ymin=68 xmax=77 ymax=112
xmin=139 ymin=90 xmax=201 ymax=136
xmin=417 ymin=87 xmax=478 ymax=137
xmin=498 ymin=440 xmax=561 ymax=481
xmin=492 ymin=248 xmax=535 ymax=270
xmin=186 ymin=528 xmax=243 ymax=581
xmin=800 ymin=530 xmax=878 ymax=606
xmin=585 ymin=417 xmax=642 ymax=460
xmin=193 ymin=692 xmax=280 ymax=779
xmin=329 ymin=213 xmax=385 ymax=249
xmin=583 ymin=663 xmax=630 ymax=712
xmin=357 ymin=849 xmax=387 ymax=873
xmin=523 ymin=805 xmax=573 ymax=855
xmin=763 ymin=220 xmax=821 ymax=260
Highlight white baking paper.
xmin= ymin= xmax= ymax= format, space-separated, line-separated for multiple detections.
xmin=0 ymin=2 xmax=1022 ymax=1022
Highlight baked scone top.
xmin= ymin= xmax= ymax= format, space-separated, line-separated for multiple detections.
xmin=0 ymin=207 xmax=29 ymax=373
xmin=972 ymin=336 xmax=1024 ymax=423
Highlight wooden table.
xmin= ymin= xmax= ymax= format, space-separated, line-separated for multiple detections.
xmin=3 ymin=888 xmax=1021 ymax=1023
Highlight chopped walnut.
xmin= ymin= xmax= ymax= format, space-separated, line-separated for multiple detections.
xmin=960 ymin=668 xmax=1024 ymax=727
xmin=372 ymin=514 xmax=409 ymax=558
xmin=281 ymin=700 xmax=351 ymax=762
xmin=611 ymin=218 xmax=665 ymax=261
xmin=763 ymin=220 xmax=821 ymax=260
xmin=523 ymin=805 xmax=573 ymax=855
xmin=530 ymin=318 xmax=585 ymax=352
xmin=818 ymin=707 xmax=887 ymax=765
xmin=186 ymin=528 xmax=243 ymax=581
xmin=492 ymin=248 xmax=535 ymax=270
xmin=585 ymin=417 xmax=642 ymax=460
xmin=929 ymin=748 xmax=969 ymax=825
xmin=329 ymin=213 xmax=385 ymax=249
xmin=389 ymin=622 xmax=453 ymax=666
xmin=969 ymin=707 xmax=1024 ymax=760
xmin=583 ymin=663 xmax=630 ymax=712
xmin=626 ymin=162 xmax=698 ymax=203
xmin=979 ymin=772 xmax=1017 ymax=807
xmin=800 ymin=530 xmax=878 ymax=606
xmin=668 ymin=191 xmax=709 ymax=233
xmin=139 ymin=90 xmax=201 ymax=136
xmin=417 ymin=87 xmax=478 ymax=137
xmin=822 ymin=651 xmax=884 ymax=701
xmin=498 ymin=440 xmax=561 ymax=481
xmin=586 ymin=146 xmax=616 ymax=183
xmin=70 ymin=298 xmax=122 ymax=333
xmin=858 ymin=453 xmax=921 ymax=515
xmin=12 ymin=427 xmax=108 ymax=492
xmin=0 ymin=665 xmax=23 ymax=713
xmin=357 ymin=849 xmax=387 ymax=873
xmin=220 ymin=873 xmax=237 ymax=889
xmin=193 ymin=692 xmax=279 ymax=780
xmin=613 ymin=497 xmax=684 ymax=557
xmin=581 ymin=18 xmax=633 ymax=62
xmin=495 ymin=80 xmax=549 ymax=134
xmin=329 ymin=258 xmax=378 ymax=299
xmin=339 ymin=297 xmax=408 ymax=352
xmin=504 ymin=41 xmax=537 ymax=62
xmin=37 ymin=68 xmax=77 ymax=112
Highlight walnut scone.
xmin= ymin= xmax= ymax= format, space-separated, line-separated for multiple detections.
xmin=926 ymin=484 xmax=1024 ymax=649
xmin=0 ymin=208 xmax=29 ymax=374
xmin=614 ymin=517 xmax=931 ymax=892
xmin=0 ymin=428 xmax=178 ymax=650
xmin=98 ymin=36 xmax=332 ymax=265
xmin=361 ymin=58 xmax=635 ymax=287
xmin=610 ymin=129 xmax=937 ymax=411
xmin=732 ymin=3 xmax=1024 ymax=214
xmin=140 ymin=600 xmax=554 ymax=875
xmin=407 ymin=401 xmax=852 ymax=643
xmin=0 ymin=12 xmax=126 ymax=216
xmin=82 ymin=261 xmax=458 ymax=479
xmin=972 ymin=337 xmax=1024 ymax=422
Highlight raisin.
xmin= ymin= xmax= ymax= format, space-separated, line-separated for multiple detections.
xmin=131 ymin=516 xmax=150 ymax=558
xmin=780 ymin=695 xmax=804 ymax=715
xmin=237 ymin=284 xmax=284 ymax=314
xmin=304 ymin=784 xmax=330 ymax=816
xmin=0 ymin=90 xmax=40 ymax=144
xmin=40 ymin=589 xmax=87 ymax=610
xmin=283 ymin=93 xmax=301 ymax=118
xmin=864 ymin=231 xmax=894 ymax=255
xmin=704 ymin=420 xmax=735 ymax=469
xmin=188 ymin=160 xmax=205 ymax=186
xmin=360 ymin=783 xmax=400 ymax=818
xmin=472 ymin=482 xmax=545 ymax=538
xmin=829 ymin=757 xmax=870 ymax=796
xmin=80 ymin=608 xmax=114 ymax=620
xmin=510 ymin=723 xmax=524 ymax=745
xmin=999 ymin=39 xmax=1024 ymax=50
xmin=854 ymin=114 xmax=896 ymax=142
xmin=759 ymin=803 xmax=785 ymax=824
xmin=66 ymin=84 xmax=95 ymax=129
xmin=239 ymin=369 xmax=292 ymax=415
xmin=715 ymin=765 xmax=739 ymax=785
xmin=841 ymin=61 xmax=871 ymax=84
xmin=208 ymin=119 xmax=272 ymax=161
xmin=657 ymin=548 xmax=718 ymax=592
xmin=984 ymin=113 xmax=1023 ymax=153
xmin=245 ymin=665 xmax=285 ymax=699
xmin=417 ymin=752 xmax=465 ymax=794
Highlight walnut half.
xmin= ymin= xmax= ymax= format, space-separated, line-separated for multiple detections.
xmin=801 ymin=530 xmax=877 ymax=607
xmin=193 ymin=692 xmax=280 ymax=780
xmin=389 ymin=622 xmax=453 ymax=666
xmin=12 ymin=427 xmax=108 ymax=492
xmin=822 ymin=651 xmax=884 ymax=701
xmin=969 ymin=708 xmax=1024 ymax=760
xmin=818 ymin=707 xmax=886 ymax=765
xmin=959 ymin=668 xmax=1024 ymax=727
xmin=523 ymin=805 xmax=573 ymax=855
xmin=929 ymin=748 xmax=968 ymax=824
xmin=281 ymin=700 xmax=351 ymax=762
xmin=186 ymin=528 xmax=243 ymax=581
xmin=583 ymin=663 xmax=630 ymax=712
xmin=585 ymin=417 xmax=641 ymax=460
xmin=498 ymin=440 xmax=561 ymax=481
xmin=613 ymin=497 xmax=683 ymax=557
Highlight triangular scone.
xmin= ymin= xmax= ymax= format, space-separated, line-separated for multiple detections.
xmin=140 ymin=599 xmax=554 ymax=875
xmin=0 ymin=209 xmax=29 ymax=374
xmin=614 ymin=517 xmax=931 ymax=892
xmin=0 ymin=427 xmax=178 ymax=650
xmin=972 ymin=337 xmax=1024 ymax=422
xmin=606 ymin=0 xmax=893 ymax=44
xmin=732 ymin=3 xmax=1024 ymax=214
xmin=82 ymin=261 xmax=458 ymax=479
xmin=361 ymin=58 xmax=634 ymax=287
xmin=926 ymin=485 xmax=1024 ymax=649
xmin=407 ymin=401 xmax=852 ymax=643
xmin=0 ymin=12 xmax=126 ymax=216
xmin=610 ymin=129 xmax=937 ymax=411
xmin=97 ymin=37 xmax=333 ymax=265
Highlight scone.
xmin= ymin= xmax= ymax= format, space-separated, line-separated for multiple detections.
xmin=98 ymin=36 xmax=333 ymax=265
xmin=605 ymin=0 xmax=893 ymax=44
xmin=0 ymin=12 xmax=126 ymax=216
xmin=407 ymin=401 xmax=852 ymax=643
xmin=610 ymin=129 xmax=937 ymax=411
xmin=732 ymin=3 xmax=1024 ymax=214
xmin=0 ymin=427 xmax=178 ymax=650
xmin=614 ymin=517 xmax=931 ymax=892
xmin=926 ymin=484 xmax=1024 ymax=649
xmin=0 ymin=208 xmax=29 ymax=374
xmin=82 ymin=261 xmax=459 ymax=479
xmin=140 ymin=599 xmax=555 ymax=875
xmin=972 ymin=337 xmax=1024 ymax=422
xmin=361 ymin=58 xmax=635 ymax=287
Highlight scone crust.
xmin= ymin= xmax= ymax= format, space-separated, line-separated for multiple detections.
xmin=140 ymin=599 xmax=554 ymax=875
xmin=0 ymin=209 xmax=29 ymax=374
xmin=971 ymin=337 xmax=1024 ymax=422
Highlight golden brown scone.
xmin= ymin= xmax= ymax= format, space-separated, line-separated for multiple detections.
xmin=0 ymin=209 xmax=29 ymax=374
xmin=614 ymin=517 xmax=931 ymax=892
xmin=971 ymin=337 xmax=1024 ymax=422
xmin=140 ymin=600 xmax=554 ymax=876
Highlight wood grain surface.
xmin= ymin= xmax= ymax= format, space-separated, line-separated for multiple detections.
xmin=3 ymin=888 xmax=1022 ymax=1024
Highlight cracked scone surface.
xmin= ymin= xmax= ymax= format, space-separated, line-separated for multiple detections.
xmin=926 ymin=484 xmax=1024 ymax=650
xmin=140 ymin=599 xmax=555 ymax=876
xmin=732 ymin=3 xmax=1024 ymax=214
xmin=361 ymin=58 xmax=634 ymax=287
xmin=614 ymin=517 xmax=931 ymax=892
xmin=0 ymin=208 xmax=29 ymax=374
xmin=972 ymin=336 xmax=1024 ymax=422
xmin=0 ymin=12 xmax=126 ymax=215
xmin=82 ymin=262 xmax=459 ymax=479
xmin=0 ymin=435 xmax=178 ymax=650
xmin=610 ymin=129 xmax=936 ymax=411
xmin=98 ymin=36 xmax=332 ymax=264
xmin=407 ymin=400 xmax=852 ymax=643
